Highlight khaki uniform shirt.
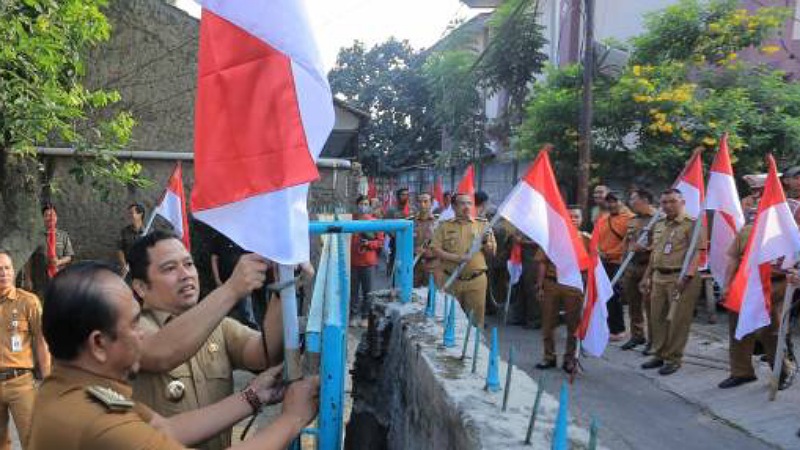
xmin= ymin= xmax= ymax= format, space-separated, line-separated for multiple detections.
xmin=133 ymin=310 xmax=258 ymax=450
xmin=649 ymin=212 xmax=707 ymax=278
xmin=534 ymin=233 xmax=591 ymax=282
xmin=432 ymin=218 xmax=496 ymax=276
xmin=413 ymin=213 xmax=437 ymax=250
xmin=625 ymin=212 xmax=655 ymax=265
xmin=29 ymin=364 xmax=184 ymax=450
xmin=0 ymin=288 xmax=42 ymax=370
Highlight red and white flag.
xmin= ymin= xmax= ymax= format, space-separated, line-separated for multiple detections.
xmin=367 ymin=177 xmax=377 ymax=199
xmin=191 ymin=0 xmax=334 ymax=264
xmin=433 ymin=177 xmax=444 ymax=210
xmin=674 ymin=149 xmax=705 ymax=219
xmin=576 ymin=220 xmax=613 ymax=357
xmin=725 ymin=155 xmax=800 ymax=339
xmin=153 ymin=163 xmax=191 ymax=251
xmin=705 ymin=134 xmax=744 ymax=288
xmin=497 ymin=149 xmax=590 ymax=291
xmin=440 ymin=165 xmax=475 ymax=221
xmin=507 ymin=242 xmax=523 ymax=286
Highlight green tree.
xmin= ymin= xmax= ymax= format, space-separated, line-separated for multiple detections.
xmin=328 ymin=39 xmax=438 ymax=174
xmin=519 ymin=0 xmax=796 ymax=195
xmin=0 ymin=0 xmax=142 ymax=266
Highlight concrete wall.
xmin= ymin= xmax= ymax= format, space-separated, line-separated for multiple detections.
xmin=345 ymin=296 xmax=603 ymax=450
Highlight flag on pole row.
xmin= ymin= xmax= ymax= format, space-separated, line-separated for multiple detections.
xmin=576 ymin=219 xmax=613 ymax=356
xmin=440 ymin=165 xmax=475 ymax=221
xmin=497 ymin=148 xmax=589 ymax=291
xmin=190 ymin=0 xmax=334 ymax=264
xmin=705 ymin=134 xmax=744 ymax=289
xmin=152 ymin=162 xmax=191 ymax=251
xmin=725 ymin=155 xmax=800 ymax=339
xmin=673 ymin=148 xmax=708 ymax=268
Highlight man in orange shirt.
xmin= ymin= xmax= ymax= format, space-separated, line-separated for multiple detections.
xmin=595 ymin=192 xmax=634 ymax=341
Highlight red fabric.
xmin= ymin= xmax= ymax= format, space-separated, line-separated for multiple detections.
xmin=367 ymin=178 xmax=377 ymax=199
xmin=46 ymin=225 xmax=57 ymax=279
xmin=711 ymin=134 xmax=732 ymax=175
xmin=456 ymin=165 xmax=476 ymax=216
xmin=521 ymin=149 xmax=591 ymax=271
xmin=172 ymin=163 xmax=191 ymax=252
xmin=191 ymin=10 xmax=319 ymax=211
xmin=509 ymin=242 xmax=522 ymax=265
xmin=577 ymin=218 xmax=603 ymax=339
xmin=433 ymin=178 xmax=444 ymax=206
xmin=350 ymin=214 xmax=384 ymax=267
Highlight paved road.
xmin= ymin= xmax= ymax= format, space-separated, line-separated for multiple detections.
xmin=488 ymin=312 xmax=788 ymax=450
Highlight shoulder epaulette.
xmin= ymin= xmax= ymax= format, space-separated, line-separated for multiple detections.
xmin=86 ymin=385 xmax=134 ymax=412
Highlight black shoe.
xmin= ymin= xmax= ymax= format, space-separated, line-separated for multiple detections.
xmin=562 ymin=359 xmax=576 ymax=374
xmin=621 ymin=337 xmax=646 ymax=351
xmin=658 ymin=363 xmax=681 ymax=376
xmin=535 ymin=360 xmax=557 ymax=370
xmin=779 ymin=369 xmax=795 ymax=391
xmin=641 ymin=358 xmax=664 ymax=370
xmin=718 ymin=376 xmax=757 ymax=389
xmin=641 ymin=343 xmax=653 ymax=356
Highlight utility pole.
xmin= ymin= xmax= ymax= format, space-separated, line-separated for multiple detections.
xmin=577 ymin=0 xmax=594 ymax=220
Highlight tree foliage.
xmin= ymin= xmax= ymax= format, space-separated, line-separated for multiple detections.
xmin=520 ymin=0 xmax=797 ymax=192
xmin=328 ymin=39 xmax=438 ymax=174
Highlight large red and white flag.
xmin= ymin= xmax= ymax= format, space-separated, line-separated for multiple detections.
xmin=507 ymin=242 xmax=523 ymax=286
xmin=191 ymin=0 xmax=334 ymax=264
xmin=439 ymin=165 xmax=475 ymax=221
xmin=153 ymin=163 xmax=191 ymax=251
xmin=725 ymin=155 xmax=800 ymax=339
xmin=705 ymin=134 xmax=744 ymax=288
xmin=497 ymin=149 xmax=590 ymax=290
xmin=576 ymin=220 xmax=613 ymax=357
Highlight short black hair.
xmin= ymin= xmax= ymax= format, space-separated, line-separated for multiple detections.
xmin=475 ymin=191 xmax=489 ymax=206
xmin=417 ymin=192 xmax=431 ymax=199
xmin=633 ymin=189 xmax=654 ymax=204
xmin=661 ymin=188 xmax=683 ymax=197
xmin=395 ymin=188 xmax=409 ymax=198
xmin=41 ymin=202 xmax=56 ymax=215
xmin=128 ymin=202 xmax=145 ymax=216
xmin=605 ymin=192 xmax=620 ymax=202
xmin=127 ymin=230 xmax=180 ymax=284
xmin=43 ymin=262 xmax=120 ymax=360
xmin=356 ymin=194 xmax=369 ymax=204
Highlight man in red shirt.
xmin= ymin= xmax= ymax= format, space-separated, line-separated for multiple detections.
xmin=351 ymin=195 xmax=385 ymax=328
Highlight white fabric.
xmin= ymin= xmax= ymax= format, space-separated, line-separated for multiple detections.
xmin=735 ymin=204 xmax=800 ymax=339
xmin=674 ymin=179 xmax=702 ymax=220
xmin=507 ymin=260 xmax=522 ymax=286
xmin=498 ymin=182 xmax=584 ymax=291
xmin=154 ymin=190 xmax=185 ymax=238
xmin=705 ymin=171 xmax=744 ymax=288
xmin=438 ymin=206 xmax=454 ymax=222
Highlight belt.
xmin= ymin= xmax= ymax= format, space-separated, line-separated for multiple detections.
xmin=772 ymin=274 xmax=787 ymax=281
xmin=444 ymin=269 xmax=487 ymax=282
xmin=0 ymin=368 xmax=29 ymax=381
xmin=655 ymin=268 xmax=681 ymax=275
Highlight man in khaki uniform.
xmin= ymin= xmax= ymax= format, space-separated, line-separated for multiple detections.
xmin=413 ymin=192 xmax=438 ymax=287
xmin=127 ymin=231 xmax=288 ymax=450
xmin=29 ymin=262 xmax=318 ymax=450
xmin=620 ymin=189 xmax=658 ymax=352
xmin=0 ymin=251 xmax=49 ymax=449
xmin=432 ymin=193 xmax=496 ymax=327
xmin=534 ymin=207 xmax=589 ymax=373
xmin=640 ymin=189 xmax=705 ymax=375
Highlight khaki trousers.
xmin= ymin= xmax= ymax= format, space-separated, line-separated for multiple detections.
xmin=650 ymin=274 xmax=702 ymax=365
xmin=450 ymin=274 xmax=488 ymax=328
xmin=0 ymin=372 xmax=35 ymax=450
xmin=622 ymin=264 xmax=650 ymax=341
xmin=540 ymin=279 xmax=582 ymax=363
xmin=728 ymin=279 xmax=788 ymax=378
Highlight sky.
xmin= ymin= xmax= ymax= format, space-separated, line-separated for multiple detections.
xmin=173 ymin=0 xmax=481 ymax=71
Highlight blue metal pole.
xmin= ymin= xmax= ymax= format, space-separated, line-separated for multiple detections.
xmin=394 ymin=220 xmax=414 ymax=303
xmin=485 ymin=327 xmax=501 ymax=392
xmin=443 ymin=297 xmax=456 ymax=348
xmin=552 ymin=382 xmax=570 ymax=450
xmin=425 ymin=273 xmax=436 ymax=317
xmin=588 ymin=417 xmax=599 ymax=450
xmin=319 ymin=236 xmax=345 ymax=450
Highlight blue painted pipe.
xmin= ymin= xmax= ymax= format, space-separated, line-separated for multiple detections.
xmin=425 ymin=274 xmax=436 ymax=318
xmin=485 ymin=327 xmax=501 ymax=392
xmin=552 ymin=382 xmax=570 ymax=450
xmin=443 ymin=297 xmax=456 ymax=348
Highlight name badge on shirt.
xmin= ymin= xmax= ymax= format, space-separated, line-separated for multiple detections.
xmin=11 ymin=334 xmax=22 ymax=353
xmin=663 ymin=242 xmax=673 ymax=255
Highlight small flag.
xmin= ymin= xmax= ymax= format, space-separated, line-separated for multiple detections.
xmin=440 ymin=166 xmax=476 ymax=221
xmin=46 ymin=224 xmax=57 ymax=279
xmin=576 ymin=219 xmax=613 ymax=356
xmin=497 ymin=148 xmax=589 ymax=291
xmin=705 ymin=134 xmax=744 ymax=288
xmin=153 ymin=163 xmax=191 ymax=251
xmin=725 ymin=155 xmax=800 ymax=339
xmin=673 ymin=148 xmax=708 ymax=267
xmin=507 ymin=242 xmax=523 ymax=286
xmin=433 ymin=177 xmax=444 ymax=210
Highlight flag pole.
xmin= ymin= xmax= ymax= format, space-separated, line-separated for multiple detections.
xmin=669 ymin=199 xmax=707 ymax=321
xmin=278 ymin=264 xmax=303 ymax=381
xmin=609 ymin=209 xmax=662 ymax=288
xmin=769 ymin=283 xmax=797 ymax=400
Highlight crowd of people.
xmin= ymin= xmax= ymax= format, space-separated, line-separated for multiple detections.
xmin=359 ymin=169 xmax=800 ymax=389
